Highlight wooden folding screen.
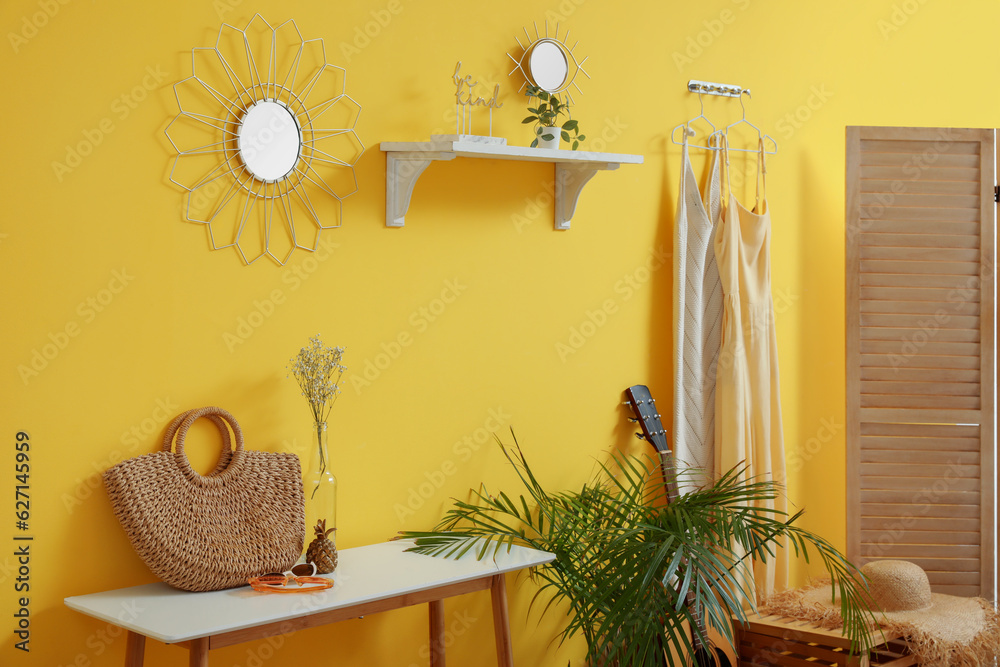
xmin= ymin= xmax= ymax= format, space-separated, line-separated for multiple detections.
xmin=845 ymin=126 xmax=995 ymax=598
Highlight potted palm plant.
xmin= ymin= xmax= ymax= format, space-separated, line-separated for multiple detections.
xmin=523 ymin=85 xmax=584 ymax=150
xmin=401 ymin=436 xmax=878 ymax=667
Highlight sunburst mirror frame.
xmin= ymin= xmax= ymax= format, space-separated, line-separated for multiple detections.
xmin=165 ymin=14 xmax=364 ymax=266
xmin=507 ymin=21 xmax=590 ymax=102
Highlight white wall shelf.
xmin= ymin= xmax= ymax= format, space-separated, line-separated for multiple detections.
xmin=380 ymin=138 xmax=644 ymax=230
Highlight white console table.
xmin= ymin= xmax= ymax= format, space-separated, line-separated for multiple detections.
xmin=65 ymin=539 xmax=555 ymax=667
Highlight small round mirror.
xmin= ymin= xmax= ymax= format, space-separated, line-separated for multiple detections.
xmin=528 ymin=40 xmax=569 ymax=93
xmin=237 ymin=100 xmax=301 ymax=182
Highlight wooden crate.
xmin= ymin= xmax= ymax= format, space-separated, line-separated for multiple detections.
xmin=736 ymin=613 xmax=915 ymax=667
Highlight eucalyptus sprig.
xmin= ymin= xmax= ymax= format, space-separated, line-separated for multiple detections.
xmin=287 ymin=334 xmax=346 ymax=424
xmin=522 ymin=84 xmax=585 ymax=149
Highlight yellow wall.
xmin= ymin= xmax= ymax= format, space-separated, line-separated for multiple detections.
xmin=2 ymin=0 xmax=998 ymax=665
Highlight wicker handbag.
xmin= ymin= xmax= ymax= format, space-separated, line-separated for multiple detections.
xmin=103 ymin=406 xmax=305 ymax=592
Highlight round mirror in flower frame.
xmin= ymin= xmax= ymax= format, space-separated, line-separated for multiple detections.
xmin=165 ymin=14 xmax=364 ymax=266
xmin=507 ymin=22 xmax=589 ymax=102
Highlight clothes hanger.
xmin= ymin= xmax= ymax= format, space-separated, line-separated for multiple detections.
xmin=720 ymin=90 xmax=778 ymax=154
xmin=671 ymin=92 xmax=721 ymax=151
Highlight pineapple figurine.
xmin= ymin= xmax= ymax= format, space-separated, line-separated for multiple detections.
xmin=306 ymin=519 xmax=338 ymax=573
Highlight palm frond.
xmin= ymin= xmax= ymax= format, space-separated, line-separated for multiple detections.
xmin=400 ymin=437 xmax=879 ymax=666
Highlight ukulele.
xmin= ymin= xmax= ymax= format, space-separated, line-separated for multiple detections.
xmin=624 ymin=384 xmax=732 ymax=667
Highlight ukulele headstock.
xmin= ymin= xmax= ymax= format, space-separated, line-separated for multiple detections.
xmin=623 ymin=385 xmax=669 ymax=456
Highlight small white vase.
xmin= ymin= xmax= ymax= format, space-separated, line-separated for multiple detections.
xmin=536 ymin=126 xmax=560 ymax=150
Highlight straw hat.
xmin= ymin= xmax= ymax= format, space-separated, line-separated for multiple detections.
xmin=760 ymin=560 xmax=1000 ymax=667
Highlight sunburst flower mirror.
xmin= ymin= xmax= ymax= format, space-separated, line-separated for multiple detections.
xmin=166 ymin=14 xmax=364 ymax=266
xmin=507 ymin=22 xmax=589 ymax=102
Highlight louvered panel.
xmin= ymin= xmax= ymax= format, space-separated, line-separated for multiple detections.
xmin=861 ymin=379 xmax=980 ymax=396
xmin=860 ymin=166 xmax=980 ymax=181
xmin=860 ymin=299 xmax=980 ymax=315
xmin=859 ymin=354 xmax=979 ymax=370
xmin=860 ymin=489 xmax=979 ymax=504
xmin=862 ymin=503 xmax=981 ymax=518
xmin=846 ymin=126 xmax=994 ymax=599
xmin=860 ymin=341 xmax=980 ymax=356
xmin=861 ymin=233 xmax=980 ymax=248
xmin=861 ymin=179 xmax=980 ymax=195
xmin=862 ymin=206 xmax=981 ymax=222
xmin=861 ymin=463 xmax=980 ymax=477
xmin=863 ymin=544 xmax=982 ymax=559
xmin=859 ymin=408 xmax=981 ymax=423
xmin=860 ymin=246 xmax=981 ymax=262
xmin=862 ymin=516 xmax=982 ymax=532
xmin=860 ymin=530 xmax=980 ymax=545
xmin=860 ymin=431 xmax=979 ymax=448
xmin=859 ymin=220 xmax=981 ymax=236
xmin=861 ymin=152 xmax=980 ymax=168
xmin=861 ymin=450 xmax=981 ymax=465
xmin=861 ymin=286 xmax=979 ymax=301
xmin=860 ymin=193 xmax=980 ymax=209
xmin=860 ymin=422 xmax=981 ymax=437
xmin=860 ymin=476 xmax=981 ymax=492
xmin=860 ymin=367 xmax=980 ymax=383
xmin=861 ymin=394 xmax=980 ymax=410
xmin=861 ymin=327 xmax=980 ymax=342
xmin=860 ymin=313 xmax=979 ymax=328
xmin=860 ymin=259 xmax=979 ymax=275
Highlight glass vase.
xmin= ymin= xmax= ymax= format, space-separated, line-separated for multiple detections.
xmin=303 ymin=421 xmax=337 ymax=552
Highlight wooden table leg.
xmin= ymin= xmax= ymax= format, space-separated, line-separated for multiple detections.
xmin=124 ymin=631 xmax=145 ymax=667
xmin=490 ymin=574 xmax=513 ymax=667
xmin=189 ymin=637 xmax=209 ymax=667
xmin=429 ymin=598 xmax=446 ymax=667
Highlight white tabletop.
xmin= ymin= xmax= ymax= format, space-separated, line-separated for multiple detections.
xmin=64 ymin=540 xmax=555 ymax=644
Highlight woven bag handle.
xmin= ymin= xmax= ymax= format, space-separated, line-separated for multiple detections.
xmin=162 ymin=410 xmax=235 ymax=478
xmin=171 ymin=407 xmax=246 ymax=484
xmin=163 ymin=410 xmax=234 ymax=451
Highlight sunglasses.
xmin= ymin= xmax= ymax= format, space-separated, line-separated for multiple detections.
xmin=248 ymin=562 xmax=334 ymax=594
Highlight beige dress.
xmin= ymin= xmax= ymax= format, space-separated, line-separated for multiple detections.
xmin=714 ymin=137 xmax=788 ymax=598
xmin=672 ymin=131 xmax=724 ymax=491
